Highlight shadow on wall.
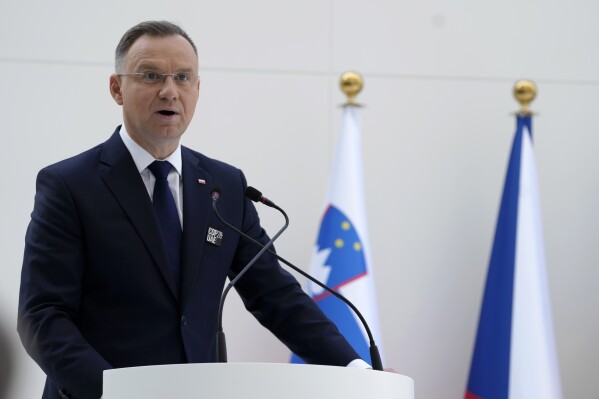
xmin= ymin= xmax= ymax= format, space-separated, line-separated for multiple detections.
xmin=0 ymin=319 xmax=13 ymax=399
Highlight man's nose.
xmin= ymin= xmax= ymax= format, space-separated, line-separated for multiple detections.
xmin=159 ymin=75 xmax=178 ymax=100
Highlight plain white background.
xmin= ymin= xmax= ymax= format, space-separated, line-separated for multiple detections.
xmin=1 ymin=1 xmax=597 ymax=398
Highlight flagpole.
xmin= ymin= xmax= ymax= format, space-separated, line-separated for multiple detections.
xmin=338 ymin=70 xmax=384 ymax=371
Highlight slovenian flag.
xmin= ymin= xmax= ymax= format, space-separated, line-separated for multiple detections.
xmin=291 ymin=105 xmax=382 ymax=365
xmin=465 ymin=115 xmax=562 ymax=398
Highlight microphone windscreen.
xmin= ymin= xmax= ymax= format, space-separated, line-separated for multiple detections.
xmin=245 ymin=186 xmax=263 ymax=202
xmin=211 ymin=185 xmax=222 ymax=200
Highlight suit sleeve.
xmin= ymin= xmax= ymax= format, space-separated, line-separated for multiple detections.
xmin=18 ymin=167 xmax=112 ymax=399
xmin=229 ymin=171 xmax=360 ymax=367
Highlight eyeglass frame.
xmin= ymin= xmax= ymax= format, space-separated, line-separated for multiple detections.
xmin=117 ymin=72 xmax=200 ymax=87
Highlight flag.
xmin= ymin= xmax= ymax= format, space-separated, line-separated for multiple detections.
xmin=291 ymin=105 xmax=382 ymax=365
xmin=465 ymin=115 xmax=562 ymax=399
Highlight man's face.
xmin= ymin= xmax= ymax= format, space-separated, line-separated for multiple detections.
xmin=110 ymin=34 xmax=200 ymax=154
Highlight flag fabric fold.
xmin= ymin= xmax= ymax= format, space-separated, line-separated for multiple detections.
xmin=465 ymin=115 xmax=562 ymax=399
xmin=291 ymin=105 xmax=382 ymax=365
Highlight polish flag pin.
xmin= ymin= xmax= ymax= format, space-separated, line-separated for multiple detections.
xmin=197 ymin=179 xmax=206 ymax=185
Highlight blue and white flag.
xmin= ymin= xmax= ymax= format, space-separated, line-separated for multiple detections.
xmin=465 ymin=115 xmax=562 ymax=399
xmin=291 ymin=105 xmax=382 ymax=364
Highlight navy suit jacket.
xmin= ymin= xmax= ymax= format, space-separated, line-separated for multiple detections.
xmin=18 ymin=128 xmax=359 ymax=399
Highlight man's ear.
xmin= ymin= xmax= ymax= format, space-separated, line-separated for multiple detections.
xmin=109 ymin=74 xmax=124 ymax=105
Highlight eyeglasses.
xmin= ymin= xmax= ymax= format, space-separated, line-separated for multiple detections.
xmin=118 ymin=72 xmax=199 ymax=88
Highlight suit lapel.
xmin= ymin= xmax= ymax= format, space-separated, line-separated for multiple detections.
xmin=179 ymin=148 xmax=213 ymax=307
xmin=99 ymin=130 xmax=179 ymax=300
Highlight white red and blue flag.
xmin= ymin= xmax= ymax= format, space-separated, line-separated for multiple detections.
xmin=465 ymin=115 xmax=562 ymax=399
xmin=291 ymin=105 xmax=382 ymax=365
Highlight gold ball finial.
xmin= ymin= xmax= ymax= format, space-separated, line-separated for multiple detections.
xmin=513 ymin=79 xmax=537 ymax=115
xmin=340 ymin=71 xmax=364 ymax=106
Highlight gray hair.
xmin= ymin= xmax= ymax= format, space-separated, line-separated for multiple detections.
xmin=115 ymin=21 xmax=198 ymax=73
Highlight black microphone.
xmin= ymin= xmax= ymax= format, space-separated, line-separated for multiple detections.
xmin=245 ymin=186 xmax=277 ymax=208
xmin=212 ymin=185 xmax=289 ymax=363
xmin=231 ymin=186 xmax=384 ymax=371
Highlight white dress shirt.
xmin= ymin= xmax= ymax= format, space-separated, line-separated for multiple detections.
xmin=119 ymin=126 xmax=183 ymax=227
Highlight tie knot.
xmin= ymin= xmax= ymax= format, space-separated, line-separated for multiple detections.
xmin=148 ymin=161 xmax=173 ymax=180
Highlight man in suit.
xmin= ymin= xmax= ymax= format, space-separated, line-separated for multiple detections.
xmin=18 ymin=21 xmax=366 ymax=399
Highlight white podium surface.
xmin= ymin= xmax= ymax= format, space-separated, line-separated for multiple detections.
xmin=103 ymin=362 xmax=414 ymax=399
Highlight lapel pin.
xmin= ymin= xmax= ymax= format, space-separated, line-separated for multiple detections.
xmin=197 ymin=179 xmax=206 ymax=185
xmin=206 ymin=227 xmax=223 ymax=246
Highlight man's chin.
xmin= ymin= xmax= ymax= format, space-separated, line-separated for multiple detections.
xmin=152 ymin=126 xmax=186 ymax=140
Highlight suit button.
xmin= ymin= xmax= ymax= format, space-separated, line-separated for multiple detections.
xmin=181 ymin=315 xmax=187 ymax=326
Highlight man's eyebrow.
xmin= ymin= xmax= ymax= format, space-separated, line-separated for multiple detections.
xmin=171 ymin=66 xmax=196 ymax=73
xmin=134 ymin=63 xmax=161 ymax=71
xmin=133 ymin=63 xmax=196 ymax=73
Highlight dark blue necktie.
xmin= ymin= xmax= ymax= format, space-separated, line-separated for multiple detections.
xmin=148 ymin=160 xmax=182 ymax=294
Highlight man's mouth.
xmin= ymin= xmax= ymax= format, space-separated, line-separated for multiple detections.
xmin=158 ymin=110 xmax=177 ymax=116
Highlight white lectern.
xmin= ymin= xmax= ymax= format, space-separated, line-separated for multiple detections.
xmin=103 ymin=362 xmax=414 ymax=399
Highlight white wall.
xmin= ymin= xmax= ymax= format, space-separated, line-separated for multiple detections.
xmin=1 ymin=1 xmax=597 ymax=398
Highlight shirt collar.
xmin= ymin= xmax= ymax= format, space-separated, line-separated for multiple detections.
xmin=119 ymin=124 xmax=182 ymax=177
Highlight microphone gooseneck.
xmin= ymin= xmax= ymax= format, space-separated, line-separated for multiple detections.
xmin=211 ymin=186 xmax=227 ymax=362
xmin=212 ymin=186 xmax=289 ymax=363
xmin=241 ymin=186 xmax=384 ymax=371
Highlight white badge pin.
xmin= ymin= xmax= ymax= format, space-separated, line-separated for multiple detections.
xmin=206 ymin=227 xmax=223 ymax=246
